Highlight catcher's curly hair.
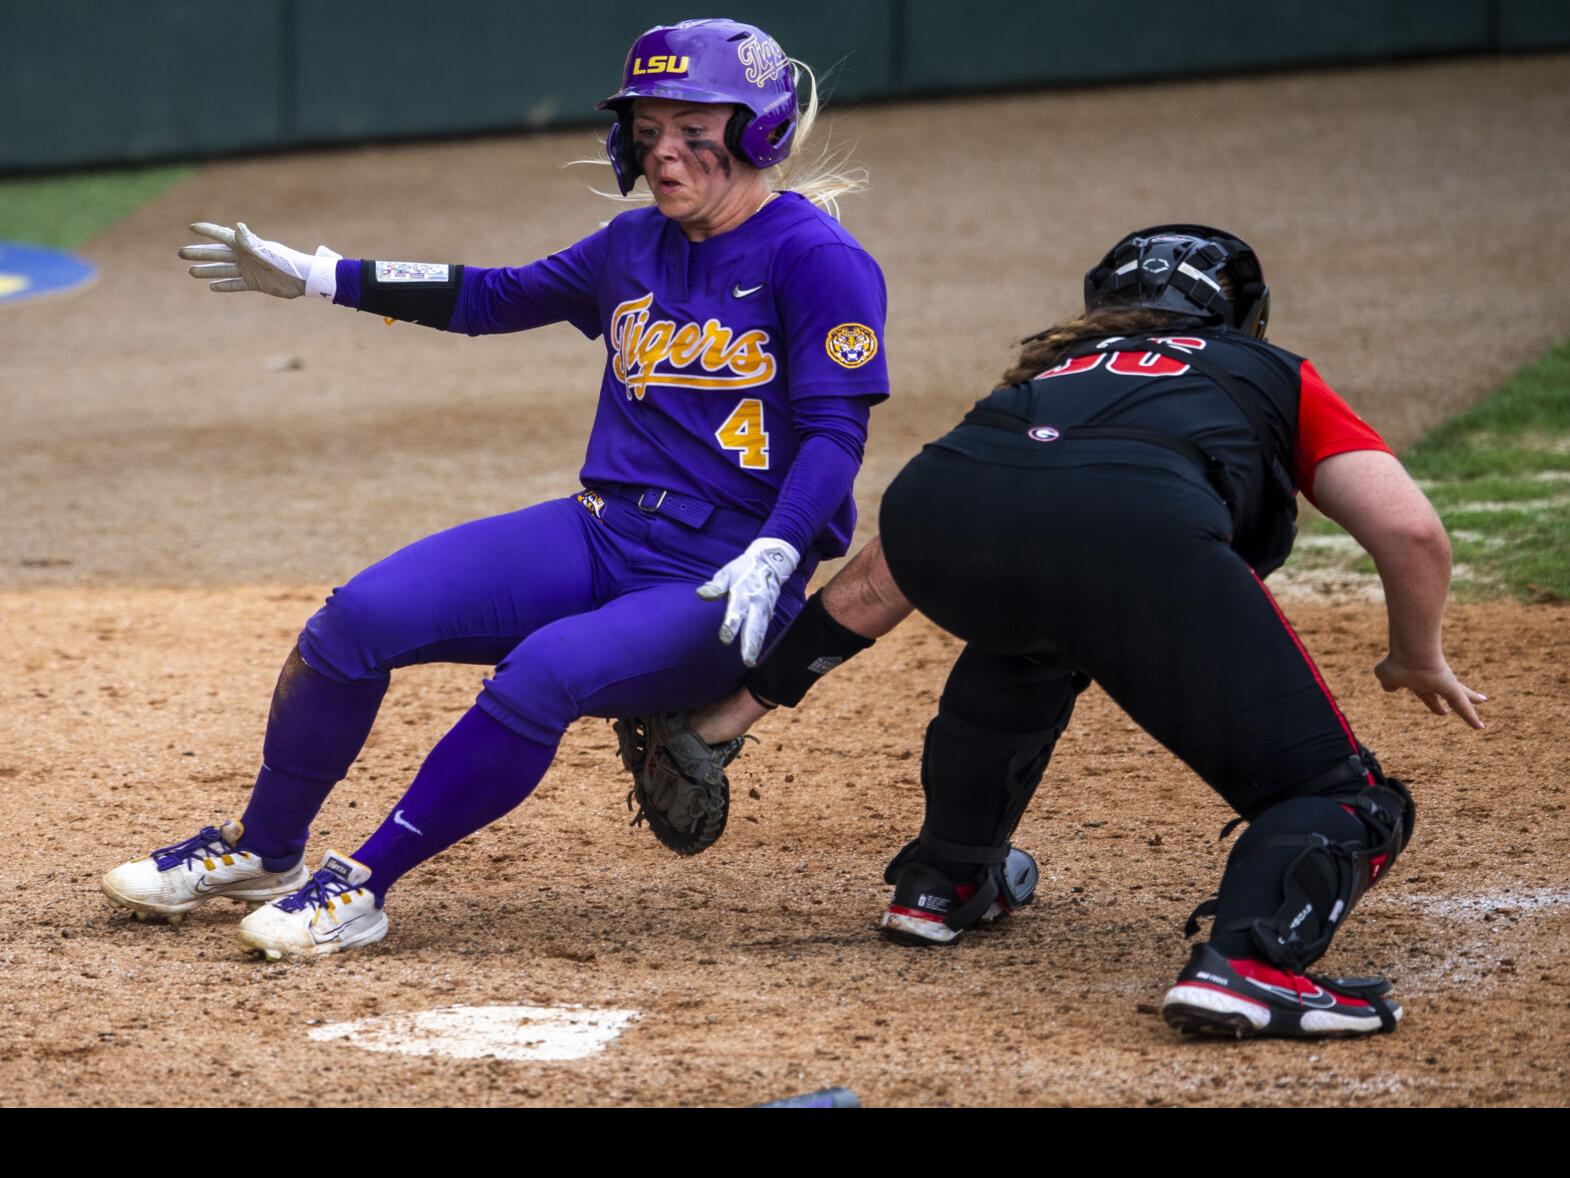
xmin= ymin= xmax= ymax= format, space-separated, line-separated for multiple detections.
xmin=998 ymin=308 xmax=1199 ymax=386
xmin=1000 ymin=273 xmax=1240 ymax=387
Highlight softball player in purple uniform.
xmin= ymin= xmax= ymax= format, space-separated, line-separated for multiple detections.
xmin=102 ymin=18 xmax=889 ymax=959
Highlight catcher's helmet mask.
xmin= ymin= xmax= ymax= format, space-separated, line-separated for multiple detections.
xmin=600 ymin=18 xmax=799 ymax=196
xmin=1083 ymin=223 xmax=1271 ymax=339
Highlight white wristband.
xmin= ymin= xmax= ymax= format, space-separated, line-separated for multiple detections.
xmin=304 ymin=246 xmax=343 ymax=303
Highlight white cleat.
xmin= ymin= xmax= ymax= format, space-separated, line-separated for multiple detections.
xmin=237 ymin=850 xmax=388 ymax=960
xmin=102 ymin=819 xmax=309 ymax=921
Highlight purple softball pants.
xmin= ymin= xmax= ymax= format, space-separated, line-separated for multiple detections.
xmin=300 ymin=491 xmax=802 ymax=740
xmin=238 ymin=489 xmax=806 ymax=885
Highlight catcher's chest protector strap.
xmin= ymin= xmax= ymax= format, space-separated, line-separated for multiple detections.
xmin=356 ymin=260 xmax=465 ymax=330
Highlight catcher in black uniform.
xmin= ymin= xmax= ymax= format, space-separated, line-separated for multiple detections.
xmin=633 ymin=224 xmax=1484 ymax=1039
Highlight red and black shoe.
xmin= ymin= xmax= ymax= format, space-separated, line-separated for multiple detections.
xmin=879 ymin=848 xmax=1037 ymax=947
xmin=1161 ymin=943 xmax=1402 ymax=1039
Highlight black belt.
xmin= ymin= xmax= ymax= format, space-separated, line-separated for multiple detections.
xmin=593 ymin=481 xmax=765 ymax=534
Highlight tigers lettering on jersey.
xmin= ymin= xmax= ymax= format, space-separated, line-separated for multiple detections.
xmin=609 ymin=291 xmax=777 ymax=400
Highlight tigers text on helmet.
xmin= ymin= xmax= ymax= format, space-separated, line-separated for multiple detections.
xmin=599 ymin=18 xmax=798 ymax=196
xmin=1083 ymin=224 xmax=1271 ymax=339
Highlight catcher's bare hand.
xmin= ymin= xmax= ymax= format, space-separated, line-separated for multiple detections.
xmin=179 ymin=221 xmax=338 ymax=298
xmin=1375 ymin=655 xmax=1487 ymax=729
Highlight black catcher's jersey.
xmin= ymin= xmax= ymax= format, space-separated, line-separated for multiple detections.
xmin=933 ymin=327 xmax=1305 ymax=570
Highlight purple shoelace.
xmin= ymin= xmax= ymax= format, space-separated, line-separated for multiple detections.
xmin=150 ymin=826 xmax=228 ymax=873
xmin=275 ymin=868 xmax=359 ymax=914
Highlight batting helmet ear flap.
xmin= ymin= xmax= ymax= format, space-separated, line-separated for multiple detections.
xmin=723 ymin=104 xmax=795 ymax=169
xmin=723 ymin=107 xmax=751 ymax=165
xmin=605 ymin=115 xmax=641 ymax=196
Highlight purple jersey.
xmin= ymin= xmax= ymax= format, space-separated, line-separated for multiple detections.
xmin=446 ymin=193 xmax=888 ymax=557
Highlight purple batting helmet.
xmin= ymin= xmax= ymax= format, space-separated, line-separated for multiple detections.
xmin=599 ymin=18 xmax=799 ymax=195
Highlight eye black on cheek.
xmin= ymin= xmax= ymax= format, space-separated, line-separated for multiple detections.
xmin=688 ymin=138 xmax=731 ymax=177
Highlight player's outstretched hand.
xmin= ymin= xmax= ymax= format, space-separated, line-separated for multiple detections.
xmin=698 ymin=537 xmax=800 ymax=667
xmin=179 ymin=221 xmax=337 ymax=298
xmin=1375 ymin=654 xmax=1487 ymax=729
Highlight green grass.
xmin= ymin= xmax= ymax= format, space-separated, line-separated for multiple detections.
xmin=0 ymin=164 xmax=193 ymax=249
xmin=1285 ymin=336 xmax=1570 ymax=602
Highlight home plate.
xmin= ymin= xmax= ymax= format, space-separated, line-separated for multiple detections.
xmin=308 ymin=1004 xmax=641 ymax=1062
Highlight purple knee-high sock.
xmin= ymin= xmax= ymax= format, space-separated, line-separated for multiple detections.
xmin=238 ymin=647 xmax=388 ymax=869
xmin=352 ymin=706 xmax=557 ymax=897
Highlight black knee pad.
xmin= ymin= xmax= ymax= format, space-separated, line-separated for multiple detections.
xmin=1202 ymin=749 xmax=1415 ymax=972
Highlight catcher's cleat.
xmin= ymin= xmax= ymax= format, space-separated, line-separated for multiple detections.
xmin=1161 ymin=943 xmax=1402 ymax=1039
xmin=102 ymin=819 xmax=309 ymax=921
xmin=236 ymin=851 xmax=387 ymax=960
xmin=878 ymin=857 xmax=1028 ymax=947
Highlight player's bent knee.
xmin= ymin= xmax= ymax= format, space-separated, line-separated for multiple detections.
xmin=297 ymin=583 xmax=406 ymax=684
xmin=480 ymin=649 xmax=581 ymax=747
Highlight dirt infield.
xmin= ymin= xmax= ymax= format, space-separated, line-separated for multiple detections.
xmin=3 ymin=56 xmax=1569 ymax=1106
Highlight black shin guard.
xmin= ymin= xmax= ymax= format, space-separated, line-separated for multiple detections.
xmin=1191 ymin=748 xmax=1416 ymax=972
xmin=886 ymin=652 xmax=1088 ymax=931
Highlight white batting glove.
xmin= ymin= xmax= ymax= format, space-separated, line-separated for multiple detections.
xmin=179 ymin=221 xmax=340 ymax=299
xmin=698 ymin=537 xmax=801 ymax=667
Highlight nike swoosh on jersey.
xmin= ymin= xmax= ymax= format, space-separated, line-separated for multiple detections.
xmin=732 ymin=283 xmax=764 ymax=298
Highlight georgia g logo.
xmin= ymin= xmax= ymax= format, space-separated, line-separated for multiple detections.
xmin=825 ymin=323 xmax=878 ymax=369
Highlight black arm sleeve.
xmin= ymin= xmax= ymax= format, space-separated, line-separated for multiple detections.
xmin=356 ymin=261 xmax=466 ymax=330
xmin=744 ymin=591 xmax=876 ymax=708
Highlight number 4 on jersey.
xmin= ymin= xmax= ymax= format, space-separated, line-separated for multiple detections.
xmin=717 ymin=397 xmax=770 ymax=469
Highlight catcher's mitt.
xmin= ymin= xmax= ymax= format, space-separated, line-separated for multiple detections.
xmin=614 ymin=712 xmax=748 ymax=856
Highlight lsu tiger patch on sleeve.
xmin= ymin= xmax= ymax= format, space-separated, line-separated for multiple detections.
xmin=825 ymin=323 xmax=879 ymax=369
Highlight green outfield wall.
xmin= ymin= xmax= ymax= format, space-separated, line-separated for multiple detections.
xmin=3 ymin=0 xmax=1566 ymax=173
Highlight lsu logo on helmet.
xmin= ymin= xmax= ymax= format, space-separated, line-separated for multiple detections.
xmin=825 ymin=323 xmax=878 ymax=369
xmin=631 ymin=54 xmax=690 ymax=76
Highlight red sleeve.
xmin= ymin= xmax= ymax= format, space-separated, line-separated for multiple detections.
xmin=1293 ymin=359 xmax=1393 ymax=506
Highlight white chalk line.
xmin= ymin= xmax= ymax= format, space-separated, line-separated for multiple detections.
xmin=308 ymin=1003 xmax=641 ymax=1062
xmin=1386 ymin=887 xmax=1570 ymax=918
